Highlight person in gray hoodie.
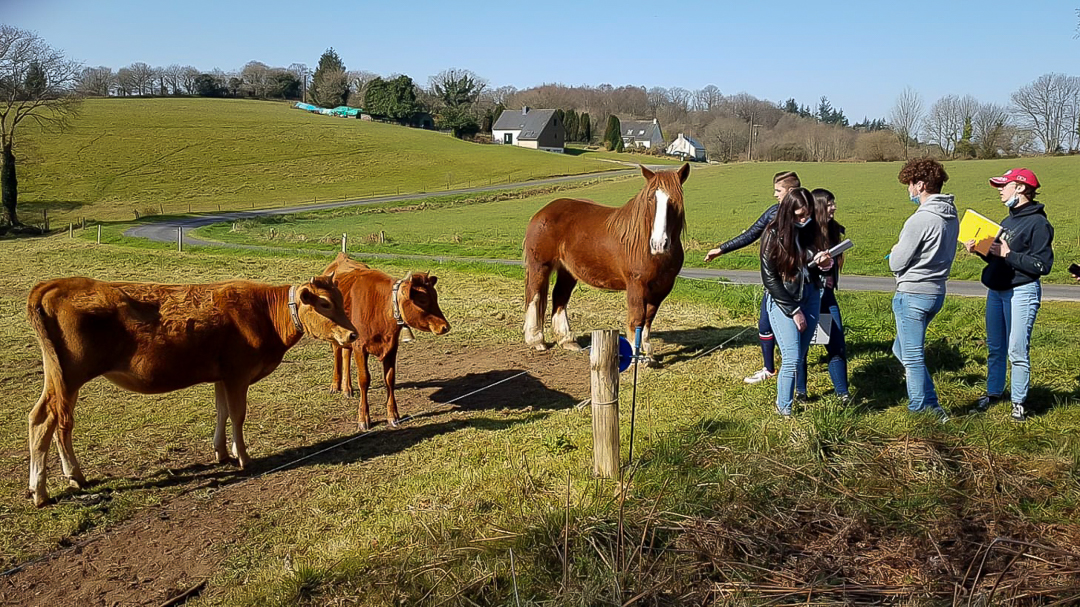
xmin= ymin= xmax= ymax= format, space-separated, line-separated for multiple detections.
xmin=889 ymin=159 xmax=959 ymax=421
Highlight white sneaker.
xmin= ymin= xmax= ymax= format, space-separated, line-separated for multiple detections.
xmin=744 ymin=368 xmax=777 ymax=384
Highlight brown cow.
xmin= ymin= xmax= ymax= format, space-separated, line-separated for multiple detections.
xmin=322 ymin=254 xmax=450 ymax=430
xmin=26 ymin=274 xmax=357 ymax=507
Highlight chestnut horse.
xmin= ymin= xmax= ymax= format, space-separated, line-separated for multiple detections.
xmin=523 ymin=163 xmax=689 ymax=360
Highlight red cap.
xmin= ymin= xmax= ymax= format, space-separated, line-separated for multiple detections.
xmin=989 ymin=168 xmax=1039 ymax=189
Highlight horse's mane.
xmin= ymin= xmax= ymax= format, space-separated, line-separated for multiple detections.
xmin=604 ymin=171 xmax=686 ymax=264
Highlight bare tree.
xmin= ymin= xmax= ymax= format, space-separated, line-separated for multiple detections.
xmin=77 ymin=66 xmax=113 ymax=96
xmin=0 ymin=25 xmax=83 ymax=225
xmin=115 ymin=67 xmax=134 ymax=96
xmin=160 ymin=64 xmax=182 ymax=95
xmin=694 ymin=84 xmax=723 ymax=112
xmin=888 ymin=86 xmax=923 ymax=159
xmin=924 ymin=94 xmax=965 ymax=157
xmin=646 ymin=86 xmax=667 ymax=118
xmin=666 ymin=87 xmax=692 ymax=118
xmin=126 ymin=62 xmax=154 ymax=95
xmin=703 ymin=114 xmax=748 ymax=162
xmin=240 ymin=61 xmax=270 ymax=97
xmin=1010 ymin=73 xmax=1080 ymax=153
xmin=179 ymin=66 xmax=199 ymax=94
xmin=347 ymin=70 xmax=377 ymax=105
xmin=972 ymin=102 xmax=1012 ymax=158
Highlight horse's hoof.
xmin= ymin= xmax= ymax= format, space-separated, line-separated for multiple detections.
xmin=67 ymin=477 xmax=87 ymax=490
xmin=329 ymin=386 xmax=340 ymax=394
xmin=644 ymin=356 xmax=661 ymax=369
xmin=216 ymin=454 xmax=239 ymax=467
xmin=388 ymin=418 xmax=401 ymax=428
xmin=29 ymin=489 xmax=50 ymax=508
xmin=358 ymin=422 xmax=371 ymax=432
xmin=559 ymin=341 xmax=583 ymax=352
xmin=532 ymin=342 xmax=551 ymax=351
xmin=344 ymin=390 xmax=354 ymax=398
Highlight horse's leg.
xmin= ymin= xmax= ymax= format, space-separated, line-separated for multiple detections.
xmin=551 ymin=268 xmax=581 ymax=351
xmin=642 ymin=298 xmax=663 ymax=367
xmin=524 ymin=260 xmax=552 ymax=351
xmin=625 ymin=281 xmax=649 ymax=359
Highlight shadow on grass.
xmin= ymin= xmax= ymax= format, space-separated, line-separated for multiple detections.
xmin=649 ymin=324 xmax=757 ymax=366
xmin=400 ymin=368 xmax=579 ymax=411
xmin=848 ymin=338 xmax=968 ymax=411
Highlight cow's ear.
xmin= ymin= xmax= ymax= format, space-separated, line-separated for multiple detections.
xmin=640 ymin=164 xmax=654 ymax=181
xmin=325 ymin=270 xmax=336 ymax=282
xmin=299 ymin=286 xmax=318 ymax=306
xmin=428 ymin=275 xmax=438 ymax=286
xmin=678 ymin=162 xmax=690 ymax=184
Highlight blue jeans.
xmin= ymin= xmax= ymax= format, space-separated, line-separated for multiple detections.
xmin=798 ymin=288 xmax=849 ymax=396
xmin=768 ymin=287 xmax=820 ymax=414
xmin=892 ymin=292 xmax=945 ymax=412
xmin=986 ymin=281 xmax=1041 ymax=404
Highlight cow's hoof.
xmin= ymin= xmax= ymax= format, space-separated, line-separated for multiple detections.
xmin=329 ymin=386 xmax=340 ymax=394
xmin=67 ymin=477 xmax=87 ymax=490
xmin=216 ymin=454 xmax=239 ymax=466
xmin=559 ymin=341 xmax=583 ymax=352
xmin=29 ymin=489 xmax=50 ymax=508
xmin=388 ymin=418 xmax=401 ymax=428
xmin=644 ymin=356 xmax=661 ymax=369
xmin=344 ymin=390 xmax=354 ymax=398
xmin=358 ymin=422 xmax=371 ymax=432
xmin=531 ymin=341 xmax=551 ymax=351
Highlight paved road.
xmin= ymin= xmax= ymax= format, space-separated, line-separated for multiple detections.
xmin=124 ymin=170 xmax=1080 ymax=303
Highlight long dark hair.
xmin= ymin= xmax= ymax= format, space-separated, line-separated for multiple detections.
xmin=764 ymin=187 xmax=822 ymax=280
xmin=811 ymin=188 xmax=845 ymax=271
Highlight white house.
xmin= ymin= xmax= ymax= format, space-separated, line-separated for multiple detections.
xmin=620 ymin=118 xmax=664 ymax=149
xmin=492 ymin=107 xmax=565 ymax=153
xmin=665 ymin=133 xmax=706 ymax=161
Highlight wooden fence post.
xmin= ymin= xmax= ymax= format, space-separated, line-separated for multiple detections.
xmin=96 ymin=225 xmax=101 ymax=244
xmin=341 ymin=233 xmax=347 ymax=253
xmin=42 ymin=209 xmax=48 ymax=231
xmin=177 ymin=227 xmax=183 ymax=252
xmin=590 ymin=329 xmax=620 ymax=478
xmin=68 ymin=223 xmax=73 ymax=238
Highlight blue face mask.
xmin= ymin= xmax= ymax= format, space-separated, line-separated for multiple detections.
xmin=1005 ymin=196 xmax=1020 ymax=208
xmin=795 ymin=218 xmax=811 ymax=228
xmin=910 ymin=193 xmax=921 ymax=204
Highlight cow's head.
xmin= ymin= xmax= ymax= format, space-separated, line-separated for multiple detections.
xmin=296 ymin=273 xmax=358 ymax=346
xmin=399 ymin=272 xmax=450 ymax=336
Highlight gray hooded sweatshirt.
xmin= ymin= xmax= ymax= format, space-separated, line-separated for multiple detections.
xmin=889 ymin=194 xmax=959 ymax=295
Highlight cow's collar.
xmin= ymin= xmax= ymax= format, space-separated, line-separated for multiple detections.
xmin=392 ymin=278 xmax=414 ymax=342
xmin=287 ymin=285 xmax=305 ymax=334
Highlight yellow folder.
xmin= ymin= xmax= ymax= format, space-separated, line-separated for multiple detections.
xmin=958 ymin=210 xmax=1002 ymax=256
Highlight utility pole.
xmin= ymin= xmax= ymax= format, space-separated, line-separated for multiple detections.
xmin=747 ymin=117 xmax=763 ymax=162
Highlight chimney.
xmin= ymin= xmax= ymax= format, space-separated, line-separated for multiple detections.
xmin=522 ymin=106 xmax=530 ymax=115
xmin=653 ymin=118 xmax=658 ymax=125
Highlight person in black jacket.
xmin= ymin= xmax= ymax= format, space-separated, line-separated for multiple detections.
xmin=760 ymin=187 xmax=832 ymax=417
xmin=963 ymin=168 xmax=1054 ymax=421
xmin=705 ymin=171 xmax=800 ymax=385
xmin=798 ymin=188 xmax=850 ymax=402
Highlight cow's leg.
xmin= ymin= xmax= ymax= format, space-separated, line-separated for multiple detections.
xmin=383 ymin=347 xmax=400 ymax=427
xmin=642 ymin=298 xmax=663 ymax=366
xmin=551 ymin=268 xmax=581 ymax=351
xmin=524 ymin=261 xmax=552 ymax=351
xmin=27 ymin=386 xmax=60 ymax=507
xmin=213 ymin=381 xmax=232 ymax=464
xmin=340 ymin=346 xmax=353 ymax=398
xmin=53 ymin=389 xmax=87 ymax=490
xmin=224 ymin=382 xmax=251 ymax=469
xmin=330 ymin=344 xmax=342 ymax=393
xmin=355 ymin=349 xmax=372 ymax=431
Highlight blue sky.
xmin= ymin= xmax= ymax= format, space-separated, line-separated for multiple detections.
xmin=6 ymin=0 xmax=1079 ymax=120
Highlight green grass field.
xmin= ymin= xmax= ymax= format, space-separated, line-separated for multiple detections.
xmin=14 ymin=98 xmax=616 ymax=224
xmin=564 ymin=143 xmax=688 ymax=165
xmin=198 ymin=156 xmax=1080 ymax=284
xmin=1 ymin=235 xmax=1078 ymax=604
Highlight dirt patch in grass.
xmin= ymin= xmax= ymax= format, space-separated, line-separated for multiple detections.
xmin=0 ymin=342 xmax=590 ymax=605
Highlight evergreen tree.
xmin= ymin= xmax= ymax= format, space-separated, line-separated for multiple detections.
xmin=564 ymin=109 xmax=579 ymax=142
xmin=310 ymin=48 xmax=348 ymax=108
xmin=614 ymin=136 xmax=624 ymax=153
xmin=783 ymin=98 xmax=799 ymax=114
xmin=580 ymin=113 xmax=591 ymax=143
xmin=24 ymin=61 xmax=46 ymax=97
xmin=604 ymin=115 xmax=621 ymax=150
xmin=955 ymin=116 xmax=977 ymax=158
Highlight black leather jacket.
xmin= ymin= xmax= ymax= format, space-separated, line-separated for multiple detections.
xmin=719 ymin=204 xmax=778 ymax=253
xmin=760 ymin=226 xmax=824 ymax=317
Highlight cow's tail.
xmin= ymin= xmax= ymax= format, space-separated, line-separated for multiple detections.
xmin=26 ymin=283 xmax=71 ymax=428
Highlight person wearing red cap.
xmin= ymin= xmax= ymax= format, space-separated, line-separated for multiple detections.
xmin=963 ymin=168 xmax=1054 ymax=421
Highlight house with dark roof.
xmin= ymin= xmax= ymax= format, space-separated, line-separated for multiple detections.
xmin=620 ymin=118 xmax=664 ymax=149
xmin=665 ymin=133 xmax=707 ymax=161
xmin=492 ymin=107 xmax=565 ymax=153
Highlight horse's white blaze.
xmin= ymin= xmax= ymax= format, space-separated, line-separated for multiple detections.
xmin=524 ymin=295 xmax=543 ymax=346
xmin=650 ymin=189 xmax=670 ymax=255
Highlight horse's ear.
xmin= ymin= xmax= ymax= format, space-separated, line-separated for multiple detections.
xmin=639 ymin=165 xmax=655 ymax=181
xmin=678 ymin=162 xmax=690 ymax=184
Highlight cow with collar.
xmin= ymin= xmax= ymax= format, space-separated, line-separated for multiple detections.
xmin=323 ymin=253 xmax=451 ymax=430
